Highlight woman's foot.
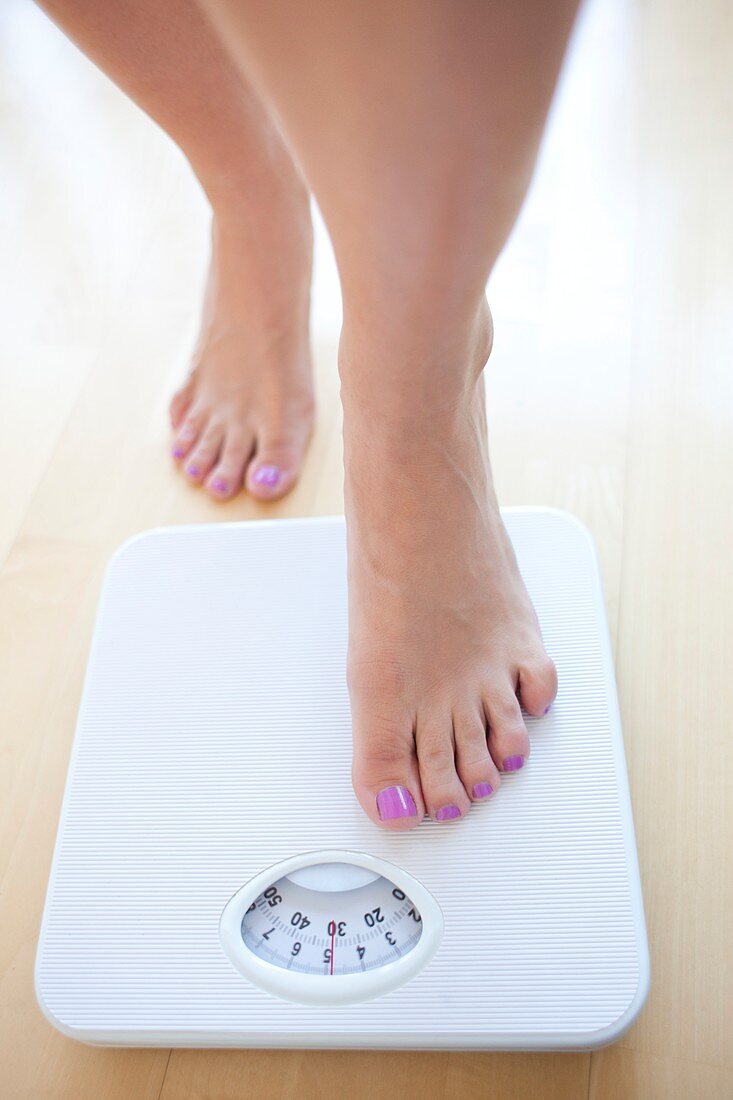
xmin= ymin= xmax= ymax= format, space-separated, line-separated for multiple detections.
xmin=170 ymin=178 xmax=315 ymax=502
xmin=344 ymin=305 xmax=557 ymax=829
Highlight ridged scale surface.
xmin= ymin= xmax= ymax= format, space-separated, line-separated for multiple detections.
xmin=36 ymin=510 xmax=647 ymax=1047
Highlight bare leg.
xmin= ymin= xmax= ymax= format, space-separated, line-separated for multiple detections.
xmin=203 ymin=0 xmax=578 ymax=826
xmin=37 ymin=0 xmax=314 ymax=499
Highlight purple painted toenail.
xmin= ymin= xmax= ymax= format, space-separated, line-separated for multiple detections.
xmin=253 ymin=464 xmax=281 ymax=488
xmin=186 ymin=464 xmax=200 ymax=478
xmin=376 ymin=786 xmax=417 ymax=821
xmin=544 ymin=704 xmax=551 ymax=715
xmin=435 ymin=804 xmax=461 ymax=822
xmin=172 ymin=447 xmax=185 ymax=459
xmin=472 ymin=782 xmax=494 ymax=799
xmin=211 ymin=477 xmax=228 ymax=494
xmin=503 ymin=754 xmax=525 ymax=772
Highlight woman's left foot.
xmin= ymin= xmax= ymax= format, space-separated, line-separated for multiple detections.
xmin=170 ymin=178 xmax=314 ymax=502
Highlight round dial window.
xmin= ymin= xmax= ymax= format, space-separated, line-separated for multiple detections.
xmin=240 ymin=862 xmax=423 ymax=976
xmin=220 ymin=850 xmax=443 ymax=1005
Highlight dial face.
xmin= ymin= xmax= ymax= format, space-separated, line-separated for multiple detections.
xmin=240 ymin=861 xmax=423 ymax=976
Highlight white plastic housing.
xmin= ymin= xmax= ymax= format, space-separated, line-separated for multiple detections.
xmin=35 ymin=510 xmax=649 ymax=1049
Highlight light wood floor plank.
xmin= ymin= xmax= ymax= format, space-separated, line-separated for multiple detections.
xmin=590 ymin=1047 xmax=733 ymax=1100
xmin=160 ymin=1050 xmax=590 ymax=1100
xmin=609 ymin=0 xmax=733 ymax=1072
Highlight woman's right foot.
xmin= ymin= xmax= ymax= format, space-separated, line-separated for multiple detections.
xmin=170 ymin=173 xmax=315 ymax=502
xmin=344 ymin=304 xmax=557 ymax=830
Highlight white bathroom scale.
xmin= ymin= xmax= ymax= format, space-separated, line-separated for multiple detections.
xmin=36 ymin=509 xmax=649 ymax=1049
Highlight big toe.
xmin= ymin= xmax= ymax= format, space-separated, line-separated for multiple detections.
xmin=352 ymin=723 xmax=425 ymax=832
xmin=246 ymin=421 xmax=311 ymax=501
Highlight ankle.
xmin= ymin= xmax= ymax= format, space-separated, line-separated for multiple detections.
xmin=198 ymin=191 xmax=313 ymax=342
xmin=339 ymin=299 xmax=492 ymax=435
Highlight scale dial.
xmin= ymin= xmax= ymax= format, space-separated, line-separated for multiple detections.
xmin=220 ymin=851 xmax=443 ymax=1005
xmin=241 ymin=865 xmax=423 ymax=976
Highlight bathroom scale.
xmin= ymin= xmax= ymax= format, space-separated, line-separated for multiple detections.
xmin=35 ymin=509 xmax=649 ymax=1049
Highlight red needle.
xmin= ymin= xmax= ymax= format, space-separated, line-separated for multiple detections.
xmin=330 ymin=922 xmax=335 ymax=976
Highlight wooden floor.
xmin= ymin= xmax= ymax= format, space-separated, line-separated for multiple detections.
xmin=2 ymin=0 xmax=732 ymax=1096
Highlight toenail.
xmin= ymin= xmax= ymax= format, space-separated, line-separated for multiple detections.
xmin=253 ymin=464 xmax=281 ymax=488
xmin=472 ymin=782 xmax=494 ymax=799
xmin=172 ymin=446 xmax=185 ymax=459
xmin=435 ymin=804 xmax=461 ymax=822
xmin=376 ymin=786 xmax=417 ymax=821
xmin=210 ymin=477 xmax=228 ymax=494
xmin=544 ymin=704 xmax=551 ymax=715
xmin=503 ymin=755 xmax=525 ymax=772
xmin=186 ymin=464 xmax=200 ymax=478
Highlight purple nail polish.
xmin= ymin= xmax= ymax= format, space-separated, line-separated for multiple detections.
xmin=186 ymin=464 xmax=200 ymax=478
xmin=376 ymin=786 xmax=417 ymax=820
xmin=472 ymin=782 xmax=494 ymax=799
xmin=211 ymin=477 xmax=227 ymax=494
xmin=172 ymin=447 xmax=185 ymax=459
xmin=544 ymin=704 xmax=551 ymax=715
xmin=435 ymin=804 xmax=461 ymax=822
xmin=253 ymin=464 xmax=281 ymax=488
xmin=503 ymin=754 xmax=525 ymax=772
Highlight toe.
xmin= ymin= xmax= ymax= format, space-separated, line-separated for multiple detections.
xmin=183 ymin=423 xmax=224 ymax=484
xmin=169 ymin=376 xmax=195 ymax=430
xmin=518 ymin=652 xmax=558 ymax=717
xmin=246 ymin=424 xmax=310 ymax=501
xmin=206 ymin=430 xmax=255 ymax=501
xmin=485 ymin=685 xmax=531 ymax=774
xmin=171 ymin=408 xmax=205 ymax=462
xmin=453 ymin=704 xmax=500 ymax=803
xmin=352 ymin=723 xmax=425 ymax=832
xmin=416 ymin=714 xmax=471 ymax=823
